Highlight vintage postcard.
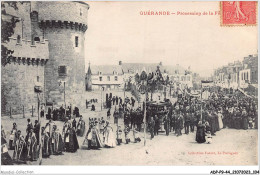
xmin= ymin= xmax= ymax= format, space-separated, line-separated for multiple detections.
xmin=1 ymin=0 xmax=259 ymax=174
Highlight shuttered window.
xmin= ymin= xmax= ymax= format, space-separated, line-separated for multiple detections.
xmin=58 ymin=66 xmax=67 ymax=76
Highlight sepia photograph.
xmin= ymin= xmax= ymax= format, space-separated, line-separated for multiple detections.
xmin=0 ymin=0 xmax=259 ymax=173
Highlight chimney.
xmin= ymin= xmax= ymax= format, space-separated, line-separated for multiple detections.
xmin=119 ymin=61 xmax=122 ymax=65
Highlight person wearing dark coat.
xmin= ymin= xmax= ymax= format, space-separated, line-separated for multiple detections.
xmin=176 ymin=113 xmax=184 ymax=136
xmin=149 ymin=117 xmax=155 ymax=139
xmin=214 ymin=111 xmax=220 ymax=131
xmin=208 ymin=112 xmax=216 ymax=136
xmin=112 ymin=96 xmax=116 ymax=105
xmin=72 ymin=118 xmax=77 ymax=130
xmin=91 ymin=104 xmax=95 ymax=111
xmin=163 ymin=116 xmax=170 ymax=136
xmin=40 ymin=108 xmax=45 ymax=118
xmin=184 ymin=112 xmax=191 ymax=134
xmin=154 ymin=115 xmax=160 ymax=136
xmin=26 ymin=119 xmax=33 ymax=134
xmin=34 ymin=120 xmax=40 ymax=145
xmin=119 ymin=97 xmax=123 ymax=105
xmin=241 ymin=108 xmax=248 ymax=130
xmin=47 ymin=107 xmax=52 ymax=120
xmin=53 ymin=109 xmax=58 ymax=121
xmin=107 ymin=108 xmax=111 ymax=119
xmin=190 ymin=112 xmax=196 ymax=133
xmin=116 ymin=96 xmax=119 ymax=105
xmin=196 ymin=121 xmax=206 ymax=143
xmin=234 ymin=109 xmax=242 ymax=129
xmin=74 ymin=107 xmax=80 ymax=117
xmin=64 ymin=126 xmax=79 ymax=153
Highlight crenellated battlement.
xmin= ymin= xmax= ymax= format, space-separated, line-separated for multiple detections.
xmin=3 ymin=37 xmax=49 ymax=65
xmin=39 ymin=20 xmax=88 ymax=32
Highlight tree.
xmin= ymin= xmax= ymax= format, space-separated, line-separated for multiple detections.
xmin=1 ymin=2 xmax=20 ymax=66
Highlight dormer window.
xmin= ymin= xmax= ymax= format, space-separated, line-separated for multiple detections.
xmin=58 ymin=66 xmax=67 ymax=77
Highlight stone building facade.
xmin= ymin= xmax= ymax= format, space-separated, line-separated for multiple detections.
xmin=1 ymin=1 xmax=89 ymax=115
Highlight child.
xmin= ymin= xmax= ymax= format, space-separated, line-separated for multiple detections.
xmin=124 ymin=125 xmax=130 ymax=144
xmin=205 ymin=131 xmax=212 ymax=144
xmin=248 ymin=116 xmax=253 ymax=129
xmin=116 ymin=126 xmax=123 ymax=145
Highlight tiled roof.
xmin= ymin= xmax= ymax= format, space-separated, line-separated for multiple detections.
xmin=90 ymin=65 xmax=123 ymax=75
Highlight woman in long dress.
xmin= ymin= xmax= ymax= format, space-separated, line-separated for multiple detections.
xmin=103 ymin=122 xmax=116 ymax=148
xmin=42 ymin=127 xmax=51 ymax=158
xmin=196 ymin=121 xmax=206 ymax=143
xmin=217 ymin=111 xmax=224 ymax=129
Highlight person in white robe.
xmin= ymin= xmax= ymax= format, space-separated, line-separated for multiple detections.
xmin=103 ymin=122 xmax=116 ymax=148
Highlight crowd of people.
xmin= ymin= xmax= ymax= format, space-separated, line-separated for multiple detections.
xmin=44 ymin=105 xmax=80 ymax=121
xmin=1 ymin=88 xmax=258 ymax=165
xmin=1 ymin=113 xmax=86 ymax=165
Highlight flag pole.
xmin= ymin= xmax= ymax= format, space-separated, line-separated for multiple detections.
xmin=144 ymin=91 xmax=147 ymax=146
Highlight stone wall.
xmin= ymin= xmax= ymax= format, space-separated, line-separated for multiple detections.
xmin=44 ymin=26 xmax=86 ymax=111
xmin=1 ymin=62 xmax=45 ymax=115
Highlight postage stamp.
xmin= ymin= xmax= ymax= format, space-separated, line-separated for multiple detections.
xmin=220 ymin=1 xmax=257 ymax=26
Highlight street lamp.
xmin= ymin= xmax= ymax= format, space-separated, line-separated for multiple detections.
xmin=101 ymin=86 xmax=105 ymax=111
xmin=34 ymin=83 xmax=42 ymax=164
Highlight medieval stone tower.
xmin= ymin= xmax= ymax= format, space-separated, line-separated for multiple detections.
xmin=32 ymin=1 xmax=89 ymax=109
xmin=1 ymin=1 xmax=89 ymax=115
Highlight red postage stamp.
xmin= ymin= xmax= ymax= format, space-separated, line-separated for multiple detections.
xmin=220 ymin=1 xmax=257 ymax=26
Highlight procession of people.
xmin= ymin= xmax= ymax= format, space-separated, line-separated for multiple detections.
xmin=1 ymin=87 xmax=258 ymax=165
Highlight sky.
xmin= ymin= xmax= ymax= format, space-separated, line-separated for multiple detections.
xmin=84 ymin=1 xmax=258 ymax=77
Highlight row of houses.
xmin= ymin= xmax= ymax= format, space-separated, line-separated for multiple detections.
xmin=85 ymin=61 xmax=196 ymax=91
xmin=214 ymin=54 xmax=258 ymax=89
